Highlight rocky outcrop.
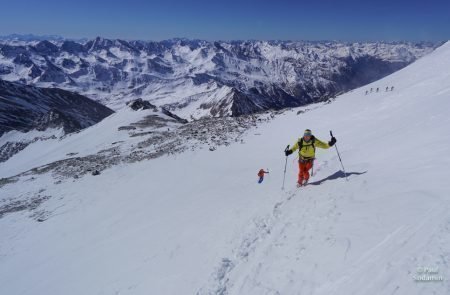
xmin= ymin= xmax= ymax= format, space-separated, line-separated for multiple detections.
xmin=0 ymin=79 xmax=114 ymax=136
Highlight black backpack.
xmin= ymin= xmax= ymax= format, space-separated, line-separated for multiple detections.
xmin=298 ymin=135 xmax=316 ymax=152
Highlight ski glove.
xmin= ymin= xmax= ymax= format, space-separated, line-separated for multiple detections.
xmin=285 ymin=149 xmax=293 ymax=156
xmin=328 ymin=137 xmax=337 ymax=147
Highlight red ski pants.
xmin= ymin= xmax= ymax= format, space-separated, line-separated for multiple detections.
xmin=298 ymin=159 xmax=313 ymax=183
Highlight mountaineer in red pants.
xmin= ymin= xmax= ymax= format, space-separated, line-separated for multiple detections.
xmin=285 ymin=129 xmax=336 ymax=186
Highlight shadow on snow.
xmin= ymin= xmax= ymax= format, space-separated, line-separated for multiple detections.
xmin=309 ymin=170 xmax=367 ymax=186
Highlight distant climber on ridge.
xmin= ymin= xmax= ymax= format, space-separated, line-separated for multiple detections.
xmin=285 ymin=129 xmax=336 ymax=187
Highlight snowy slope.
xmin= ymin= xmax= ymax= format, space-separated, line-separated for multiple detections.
xmin=0 ymin=41 xmax=450 ymax=295
xmin=0 ymin=100 xmax=191 ymax=178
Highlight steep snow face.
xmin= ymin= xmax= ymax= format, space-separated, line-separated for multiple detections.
xmin=1 ymin=42 xmax=450 ymax=295
xmin=0 ymin=38 xmax=438 ymax=119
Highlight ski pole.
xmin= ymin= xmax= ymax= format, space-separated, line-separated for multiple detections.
xmin=282 ymin=145 xmax=289 ymax=190
xmin=330 ymin=131 xmax=348 ymax=181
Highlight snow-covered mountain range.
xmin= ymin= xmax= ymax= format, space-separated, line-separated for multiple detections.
xmin=1 ymin=39 xmax=449 ymax=295
xmin=0 ymin=37 xmax=438 ymax=119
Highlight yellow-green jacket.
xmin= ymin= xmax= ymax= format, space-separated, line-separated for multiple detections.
xmin=290 ymin=136 xmax=330 ymax=159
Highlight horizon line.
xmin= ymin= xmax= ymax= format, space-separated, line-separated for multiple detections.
xmin=0 ymin=33 xmax=446 ymax=44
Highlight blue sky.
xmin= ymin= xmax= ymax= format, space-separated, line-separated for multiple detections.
xmin=0 ymin=0 xmax=449 ymax=41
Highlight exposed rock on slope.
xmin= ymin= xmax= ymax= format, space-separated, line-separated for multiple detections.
xmin=0 ymin=79 xmax=114 ymax=136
